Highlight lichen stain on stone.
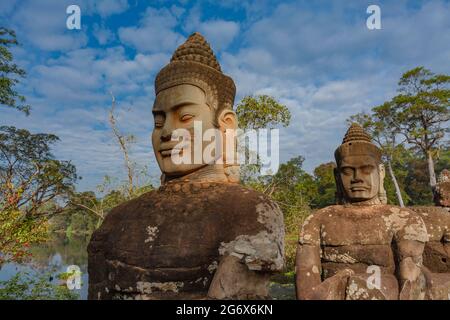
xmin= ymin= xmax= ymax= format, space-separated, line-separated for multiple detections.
xmin=346 ymin=281 xmax=369 ymax=300
xmin=301 ymin=233 xmax=312 ymax=242
xmin=323 ymin=248 xmax=357 ymax=264
xmin=255 ymin=202 xmax=284 ymax=235
xmin=136 ymin=281 xmax=184 ymax=294
xmin=404 ymin=222 xmax=429 ymax=242
xmin=219 ymin=231 xmax=283 ymax=271
xmin=144 ymin=225 xmax=159 ymax=247
xmin=302 ymin=214 xmax=315 ymax=226
xmin=207 ymin=261 xmax=218 ymax=273
xmin=382 ymin=210 xmax=409 ymax=231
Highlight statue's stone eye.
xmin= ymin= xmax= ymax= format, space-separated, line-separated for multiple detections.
xmin=341 ymin=167 xmax=353 ymax=176
xmin=180 ymin=114 xmax=194 ymax=122
xmin=361 ymin=165 xmax=374 ymax=174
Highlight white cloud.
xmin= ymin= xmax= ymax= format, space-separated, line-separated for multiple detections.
xmin=184 ymin=6 xmax=240 ymax=51
xmin=2 ymin=0 xmax=449 ymax=191
xmin=93 ymin=24 xmax=116 ymax=45
xmin=5 ymin=0 xmax=88 ymax=51
xmin=89 ymin=0 xmax=129 ymax=18
xmin=118 ymin=7 xmax=185 ymax=53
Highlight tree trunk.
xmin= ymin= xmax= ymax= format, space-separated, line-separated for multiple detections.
xmin=427 ymin=150 xmax=437 ymax=192
xmin=387 ymin=159 xmax=405 ymax=207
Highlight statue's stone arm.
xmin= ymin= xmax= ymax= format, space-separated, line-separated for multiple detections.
xmin=295 ymin=214 xmax=354 ymax=300
xmin=207 ymin=255 xmax=272 ymax=299
xmin=396 ymin=238 xmax=426 ymax=299
xmin=207 ymin=230 xmax=284 ymax=299
xmin=295 ymin=243 xmax=354 ymax=300
xmin=208 ymin=202 xmax=285 ymax=299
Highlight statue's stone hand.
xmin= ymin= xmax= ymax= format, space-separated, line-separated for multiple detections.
xmin=305 ymin=268 xmax=354 ymax=300
xmin=207 ymin=255 xmax=271 ymax=300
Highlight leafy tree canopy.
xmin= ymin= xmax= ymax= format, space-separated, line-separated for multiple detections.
xmin=0 ymin=27 xmax=30 ymax=115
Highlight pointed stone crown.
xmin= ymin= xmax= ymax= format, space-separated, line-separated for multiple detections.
xmin=342 ymin=123 xmax=372 ymax=143
xmin=171 ymin=32 xmax=222 ymax=72
xmin=155 ymin=32 xmax=236 ymax=112
xmin=335 ymin=123 xmax=382 ymax=164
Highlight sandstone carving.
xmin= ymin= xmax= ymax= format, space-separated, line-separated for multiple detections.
xmin=295 ymin=123 xmax=433 ymax=300
xmin=409 ymin=169 xmax=450 ymax=298
xmin=87 ymin=32 xmax=284 ymax=300
xmin=435 ymin=169 xmax=450 ymax=208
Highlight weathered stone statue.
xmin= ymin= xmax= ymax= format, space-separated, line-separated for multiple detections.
xmin=88 ymin=33 xmax=284 ymax=300
xmin=410 ymin=169 xmax=450 ymax=295
xmin=295 ymin=123 xmax=429 ymax=300
xmin=435 ymin=169 xmax=450 ymax=209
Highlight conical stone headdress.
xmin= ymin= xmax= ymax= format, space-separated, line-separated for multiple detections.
xmin=334 ymin=123 xmax=382 ymax=164
xmin=155 ymin=32 xmax=236 ymax=112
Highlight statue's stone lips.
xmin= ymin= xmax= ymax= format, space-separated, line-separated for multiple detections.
xmin=350 ymin=186 xmax=370 ymax=191
xmin=159 ymin=144 xmax=186 ymax=157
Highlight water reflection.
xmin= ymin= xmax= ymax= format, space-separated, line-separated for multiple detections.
xmin=0 ymin=234 xmax=89 ymax=300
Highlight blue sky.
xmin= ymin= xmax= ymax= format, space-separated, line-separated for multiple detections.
xmin=1 ymin=0 xmax=449 ymax=192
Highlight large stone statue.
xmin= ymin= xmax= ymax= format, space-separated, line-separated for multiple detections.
xmin=410 ymin=169 xmax=450 ymax=295
xmin=435 ymin=169 xmax=450 ymax=209
xmin=88 ymin=33 xmax=284 ymax=300
xmin=295 ymin=123 xmax=429 ymax=300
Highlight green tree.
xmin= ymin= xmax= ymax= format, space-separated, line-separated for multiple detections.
xmin=376 ymin=67 xmax=450 ymax=195
xmin=0 ymin=27 xmax=30 ymax=115
xmin=403 ymin=146 xmax=450 ymax=205
xmin=236 ymin=95 xmax=291 ymax=130
xmin=235 ymin=95 xmax=291 ymax=184
xmin=382 ymin=145 xmax=411 ymax=205
xmin=0 ymin=271 xmax=78 ymax=300
xmin=246 ymin=156 xmax=314 ymax=271
xmin=64 ymin=175 xmax=153 ymax=232
xmin=0 ymin=126 xmax=77 ymax=263
xmin=311 ymin=162 xmax=336 ymax=208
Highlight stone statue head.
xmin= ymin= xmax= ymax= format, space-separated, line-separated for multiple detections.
xmin=435 ymin=169 xmax=450 ymax=207
xmin=334 ymin=123 xmax=387 ymax=205
xmin=152 ymin=32 xmax=238 ymax=183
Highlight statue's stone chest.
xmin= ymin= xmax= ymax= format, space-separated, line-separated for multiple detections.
xmin=88 ymin=183 xmax=281 ymax=299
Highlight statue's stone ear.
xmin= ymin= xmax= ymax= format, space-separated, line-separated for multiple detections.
xmin=217 ymin=109 xmax=239 ymax=183
xmin=378 ymin=163 xmax=388 ymax=204
xmin=334 ymin=167 xmax=344 ymax=204
xmin=217 ymin=109 xmax=237 ymax=131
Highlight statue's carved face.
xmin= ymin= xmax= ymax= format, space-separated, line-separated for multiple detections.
xmin=338 ymin=155 xmax=380 ymax=202
xmin=152 ymin=84 xmax=218 ymax=177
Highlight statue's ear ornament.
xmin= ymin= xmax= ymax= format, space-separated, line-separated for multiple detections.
xmin=378 ymin=163 xmax=387 ymax=204
xmin=334 ymin=167 xmax=345 ymax=205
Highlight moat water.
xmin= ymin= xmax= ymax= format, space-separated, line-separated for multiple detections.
xmin=0 ymin=234 xmax=295 ymax=300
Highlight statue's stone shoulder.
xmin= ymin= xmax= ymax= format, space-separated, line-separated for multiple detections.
xmin=410 ymin=206 xmax=450 ymax=242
